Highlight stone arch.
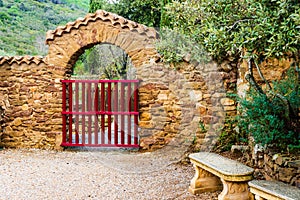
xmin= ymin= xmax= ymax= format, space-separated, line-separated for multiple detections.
xmin=44 ymin=10 xmax=168 ymax=150
xmin=0 ymin=10 xmax=249 ymax=152
xmin=45 ymin=10 xmax=159 ymax=71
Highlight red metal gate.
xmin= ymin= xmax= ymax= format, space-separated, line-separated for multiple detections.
xmin=61 ymin=80 xmax=139 ymax=148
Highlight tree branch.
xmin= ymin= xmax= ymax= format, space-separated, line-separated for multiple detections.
xmin=227 ymin=18 xmax=254 ymax=32
xmin=253 ymin=59 xmax=272 ymax=90
xmin=245 ymin=58 xmax=265 ymax=95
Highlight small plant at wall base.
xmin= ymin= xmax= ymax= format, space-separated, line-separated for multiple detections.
xmin=214 ymin=117 xmax=248 ymax=152
xmin=237 ymin=68 xmax=300 ymax=153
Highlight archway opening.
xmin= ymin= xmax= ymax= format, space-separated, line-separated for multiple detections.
xmin=61 ymin=43 xmax=140 ymax=148
xmin=72 ymin=43 xmax=136 ymax=80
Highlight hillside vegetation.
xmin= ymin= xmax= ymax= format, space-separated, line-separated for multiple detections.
xmin=0 ymin=0 xmax=89 ymax=56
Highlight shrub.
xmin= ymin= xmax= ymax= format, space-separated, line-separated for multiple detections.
xmin=156 ymin=28 xmax=210 ymax=64
xmin=237 ymin=68 xmax=300 ymax=152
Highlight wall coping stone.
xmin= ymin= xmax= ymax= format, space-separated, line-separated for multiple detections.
xmin=45 ymin=9 xmax=157 ymax=44
xmin=0 ymin=56 xmax=45 ymax=66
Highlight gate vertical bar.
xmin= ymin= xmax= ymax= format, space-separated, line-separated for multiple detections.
xmin=120 ymin=82 xmax=125 ymax=144
xmin=100 ymin=82 xmax=105 ymax=144
xmin=87 ymin=82 xmax=92 ymax=145
xmin=127 ymin=82 xmax=132 ymax=145
xmin=68 ymin=82 xmax=73 ymax=144
xmin=107 ymin=82 xmax=112 ymax=144
xmin=81 ymin=82 xmax=85 ymax=145
xmin=62 ymin=82 xmax=67 ymax=144
xmin=61 ymin=79 xmax=139 ymax=148
xmin=75 ymin=82 xmax=79 ymax=144
xmin=114 ymin=82 xmax=118 ymax=145
xmin=134 ymin=82 xmax=139 ymax=145
xmin=94 ymin=83 xmax=99 ymax=145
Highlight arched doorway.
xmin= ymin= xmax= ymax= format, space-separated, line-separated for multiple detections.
xmin=61 ymin=43 xmax=140 ymax=147
xmin=45 ymin=10 xmax=159 ymax=149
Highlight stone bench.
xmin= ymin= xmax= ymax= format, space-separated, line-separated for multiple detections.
xmin=249 ymin=180 xmax=300 ymax=200
xmin=189 ymin=152 xmax=254 ymax=200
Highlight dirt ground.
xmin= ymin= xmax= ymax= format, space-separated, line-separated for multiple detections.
xmin=0 ymin=148 xmax=220 ymax=200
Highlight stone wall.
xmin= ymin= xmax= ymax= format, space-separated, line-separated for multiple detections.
xmin=252 ymin=147 xmax=300 ymax=187
xmin=1 ymin=10 xmax=293 ymax=152
xmin=237 ymin=57 xmax=293 ymax=97
xmin=0 ymin=10 xmax=238 ymax=151
xmin=0 ymin=58 xmax=237 ymax=151
xmin=0 ymin=56 xmax=64 ymax=149
xmin=137 ymin=59 xmax=238 ymax=151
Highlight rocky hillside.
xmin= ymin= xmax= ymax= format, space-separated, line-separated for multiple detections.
xmin=0 ymin=0 xmax=89 ymax=56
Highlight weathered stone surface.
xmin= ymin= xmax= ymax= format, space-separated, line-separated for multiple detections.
xmin=140 ymin=112 xmax=152 ymax=121
xmin=250 ymin=149 xmax=300 ymax=186
xmin=138 ymin=121 xmax=153 ymax=128
xmin=221 ymin=98 xmax=235 ymax=106
xmin=286 ymin=160 xmax=300 ymax=168
xmin=249 ymin=180 xmax=300 ymax=200
xmin=231 ymin=145 xmax=249 ymax=154
xmin=237 ymin=57 xmax=293 ymax=98
xmin=274 ymin=154 xmax=290 ymax=166
xmin=278 ymin=168 xmax=295 ymax=183
xmin=2 ymin=10 xmax=283 ymax=151
xmin=0 ymin=58 xmax=64 ymax=149
xmin=189 ymin=153 xmax=254 ymax=200
xmin=12 ymin=118 xmax=22 ymax=126
xmin=219 ymin=61 xmax=233 ymax=73
xmin=223 ymin=106 xmax=237 ymax=111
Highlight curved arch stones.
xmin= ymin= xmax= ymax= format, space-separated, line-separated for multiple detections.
xmin=45 ymin=10 xmax=159 ymax=70
xmin=0 ymin=10 xmax=225 ymax=151
xmin=45 ymin=10 xmax=167 ymax=150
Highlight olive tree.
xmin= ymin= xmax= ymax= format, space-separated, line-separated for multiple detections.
xmin=162 ymin=0 xmax=300 ymax=150
xmin=89 ymin=0 xmax=172 ymax=27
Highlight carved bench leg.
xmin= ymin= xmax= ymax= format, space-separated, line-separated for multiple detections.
xmin=218 ymin=179 xmax=254 ymax=200
xmin=188 ymin=163 xmax=223 ymax=194
xmin=253 ymin=195 xmax=266 ymax=200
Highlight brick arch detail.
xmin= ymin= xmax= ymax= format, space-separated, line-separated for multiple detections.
xmin=45 ymin=10 xmax=159 ymax=70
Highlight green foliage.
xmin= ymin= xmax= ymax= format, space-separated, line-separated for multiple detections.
xmin=73 ymin=44 xmax=132 ymax=79
xmin=0 ymin=0 xmax=89 ymax=56
xmin=89 ymin=0 xmax=107 ymax=13
xmin=90 ymin=0 xmax=171 ymax=27
xmin=273 ymin=68 xmax=300 ymax=113
xmin=288 ymin=142 xmax=300 ymax=154
xmin=214 ymin=117 xmax=248 ymax=152
xmin=160 ymin=0 xmax=300 ymax=153
xmin=73 ymin=59 xmax=85 ymax=76
xmin=198 ymin=120 xmax=207 ymax=133
xmin=156 ymin=28 xmax=210 ymax=64
xmin=163 ymin=0 xmax=300 ymax=62
xmin=0 ymin=11 xmax=10 ymax=22
xmin=156 ymin=29 xmax=185 ymax=63
xmin=237 ymin=68 xmax=300 ymax=151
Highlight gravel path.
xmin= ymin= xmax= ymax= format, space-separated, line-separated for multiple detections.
xmin=0 ymin=149 xmax=219 ymax=200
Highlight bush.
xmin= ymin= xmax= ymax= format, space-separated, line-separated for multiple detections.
xmin=214 ymin=117 xmax=249 ymax=152
xmin=156 ymin=28 xmax=210 ymax=64
xmin=237 ymin=68 xmax=300 ymax=152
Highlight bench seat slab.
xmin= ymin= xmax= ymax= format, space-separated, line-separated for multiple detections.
xmin=189 ymin=152 xmax=254 ymax=182
xmin=249 ymin=180 xmax=300 ymax=200
xmin=189 ymin=153 xmax=255 ymax=200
